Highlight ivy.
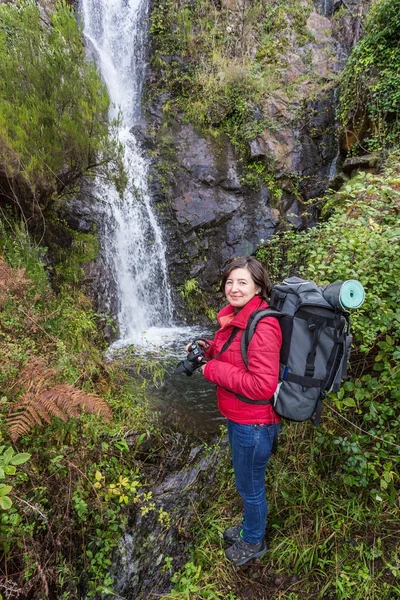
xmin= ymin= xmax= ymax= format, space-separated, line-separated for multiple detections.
xmin=339 ymin=0 xmax=400 ymax=153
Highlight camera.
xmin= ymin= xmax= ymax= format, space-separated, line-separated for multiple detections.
xmin=176 ymin=340 xmax=206 ymax=376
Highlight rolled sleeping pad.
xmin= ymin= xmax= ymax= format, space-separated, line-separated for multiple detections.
xmin=322 ymin=280 xmax=365 ymax=310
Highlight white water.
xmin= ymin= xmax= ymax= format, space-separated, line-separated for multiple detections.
xmin=81 ymin=0 xmax=176 ymax=348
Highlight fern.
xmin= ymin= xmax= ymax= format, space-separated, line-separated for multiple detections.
xmin=6 ymin=357 xmax=112 ymax=442
xmin=0 ymin=255 xmax=31 ymax=308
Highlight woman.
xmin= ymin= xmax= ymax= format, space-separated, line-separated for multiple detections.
xmin=198 ymin=256 xmax=282 ymax=566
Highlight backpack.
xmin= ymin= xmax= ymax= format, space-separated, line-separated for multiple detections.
xmin=240 ymin=277 xmax=352 ymax=426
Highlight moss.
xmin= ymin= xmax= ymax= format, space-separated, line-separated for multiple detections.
xmin=147 ymin=0 xmax=333 ymax=198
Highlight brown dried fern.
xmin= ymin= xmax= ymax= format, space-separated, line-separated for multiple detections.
xmin=0 ymin=255 xmax=31 ymax=308
xmin=6 ymin=357 xmax=112 ymax=442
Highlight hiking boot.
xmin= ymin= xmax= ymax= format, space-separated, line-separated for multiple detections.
xmin=225 ymin=537 xmax=267 ymax=566
xmin=223 ymin=523 xmax=243 ymax=545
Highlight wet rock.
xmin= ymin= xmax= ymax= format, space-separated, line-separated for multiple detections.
xmin=317 ymin=0 xmax=343 ymax=17
xmin=139 ymin=0 xmax=359 ymax=322
xmin=150 ymin=123 xmax=282 ymax=308
xmin=105 ymin=441 xmax=228 ymax=600
xmin=342 ymin=154 xmax=378 ymax=175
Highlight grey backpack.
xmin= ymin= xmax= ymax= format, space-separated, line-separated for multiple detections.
xmin=240 ymin=277 xmax=352 ymax=425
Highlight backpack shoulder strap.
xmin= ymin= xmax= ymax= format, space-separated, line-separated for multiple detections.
xmin=241 ymin=308 xmax=283 ymax=368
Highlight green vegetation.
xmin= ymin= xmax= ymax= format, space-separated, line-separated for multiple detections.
xmin=0 ymin=446 xmax=30 ymax=511
xmin=0 ymin=4 xmax=170 ymax=596
xmin=0 ymin=222 xmax=170 ymax=597
xmin=148 ymin=0 xmax=316 ymax=150
xmin=340 ymin=0 xmax=400 ymax=153
xmin=0 ymin=0 xmax=125 ymax=217
xmin=1 ymin=0 xmax=399 ymax=598
xmin=179 ymin=277 xmax=217 ymax=322
xmin=257 ymin=159 xmax=400 ymax=482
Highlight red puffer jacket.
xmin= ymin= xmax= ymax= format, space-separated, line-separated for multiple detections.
xmin=203 ymin=295 xmax=282 ymax=424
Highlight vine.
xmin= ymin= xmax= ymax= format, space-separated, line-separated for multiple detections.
xmin=339 ymin=0 xmax=400 ymax=154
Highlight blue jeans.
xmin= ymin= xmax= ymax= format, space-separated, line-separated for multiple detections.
xmin=227 ymin=420 xmax=279 ymax=544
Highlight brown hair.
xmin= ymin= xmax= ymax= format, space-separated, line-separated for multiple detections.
xmin=221 ymin=256 xmax=271 ymax=299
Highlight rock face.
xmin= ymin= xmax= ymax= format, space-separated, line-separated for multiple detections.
xmin=150 ymin=123 xmax=281 ymax=298
xmin=146 ymin=92 xmax=340 ymax=316
xmin=140 ymin=1 xmax=365 ymax=318
xmin=63 ymin=0 xmax=367 ymax=326
xmin=103 ymin=438 xmax=227 ymax=600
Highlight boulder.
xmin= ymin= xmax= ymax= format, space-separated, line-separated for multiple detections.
xmin=342 ymin=154 xmax=378 ymax=174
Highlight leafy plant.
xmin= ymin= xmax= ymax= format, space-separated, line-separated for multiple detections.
xmin=5 ymin=356 xmax=112 ymax=442
xmin=0 ymin=446 xmax=30 ymax=510
xmin=0 ymin=0 xmax=125 ymax=217
xmin=257 ymin=160 xmax=400 ymax=497
xmin=340 ymin=0 xmax=400 ymax=153
xmin=179 ymin=277 xmax=217 ymax=322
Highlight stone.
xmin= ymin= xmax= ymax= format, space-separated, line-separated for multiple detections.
xmin=342 ymin=154 xmax=378 ymax=174
xmin=306 ymin=12 xmax=337 ymax=79
xmin=105 ymin=440 xmax=228 ymax=600
xmin=249 ymin=137 xmax=268 ymax=159
xmin=139 ymin=0 xmax=356 ymax=322
xmin=263 ymin=93 xmax=294 ymax=122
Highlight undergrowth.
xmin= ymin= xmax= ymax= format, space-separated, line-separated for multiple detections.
xmin=0 ymin=222 xmax=165 ymax=598
xmin=0 ymin=0 xmax=125 ymax=222
xmin=340 ymin=0 xmax=400 ymax=154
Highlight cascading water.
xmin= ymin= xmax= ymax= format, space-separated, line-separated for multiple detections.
xmin=80 ymin=0 xmax=220 ymax=431
xmin=81 ymin=0 xmax=174 ymax=348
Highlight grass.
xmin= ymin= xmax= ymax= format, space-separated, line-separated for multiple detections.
xmin=161 ymin=418 xmax=400 ymax=600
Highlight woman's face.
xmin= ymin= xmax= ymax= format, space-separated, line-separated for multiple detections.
xmin=225 ymin=267 xmax=261 ymax=309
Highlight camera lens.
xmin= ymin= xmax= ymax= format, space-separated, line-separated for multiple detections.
xmin=175 ymin=341 xmax=206 ymax=376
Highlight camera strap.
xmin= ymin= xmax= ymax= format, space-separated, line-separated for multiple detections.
xmin=214 ymin=327 xmax=240 ymax=360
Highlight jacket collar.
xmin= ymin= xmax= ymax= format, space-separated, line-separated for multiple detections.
xmin=217 ymin=295 xmax=267 ymax=329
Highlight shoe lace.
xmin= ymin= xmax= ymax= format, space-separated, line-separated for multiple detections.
xmin=232 ymin=536 xmax=249 ymax=551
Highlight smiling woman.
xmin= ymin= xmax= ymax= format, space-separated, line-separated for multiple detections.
xmin=193 ymin=256 xmax=282 ymax=566
xmin=224 ymin=268 xmax=261 ymax=309
xmin=223 ymin=257 xmax=270 ymax=310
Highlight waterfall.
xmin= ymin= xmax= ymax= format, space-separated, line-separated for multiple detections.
xmin=80 ymin=0 xmax=174 ymax=347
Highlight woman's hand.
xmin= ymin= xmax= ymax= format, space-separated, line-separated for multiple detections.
xmin=185 ymin=339 xmax=210 ymax=353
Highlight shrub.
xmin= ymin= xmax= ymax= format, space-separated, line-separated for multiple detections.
xmin=340 ymin=0 xmax=400 ymax=153
xmin=257 ymin=157 xmax=400 ymax=496
xmin=0 ymin=0 xmax=125 ymax=215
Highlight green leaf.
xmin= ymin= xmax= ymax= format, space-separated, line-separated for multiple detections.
xmin=3 ymin=466 xmax=16 ymax=476
xmin=1 ymin=447 xmax=14 ymax=466
xmin=10 ymin=453 xmax=31 ymax=466
xmin=343 ymin=398 xmax=356 ymax=407
xmin=0 ymin=496 xmax=12 ymax=510
xmin=0 ymin=485 xmax=12 ymax=497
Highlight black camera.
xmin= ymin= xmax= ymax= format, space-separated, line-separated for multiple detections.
xmin=176 ymin=340 xmax=206 ymax=376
